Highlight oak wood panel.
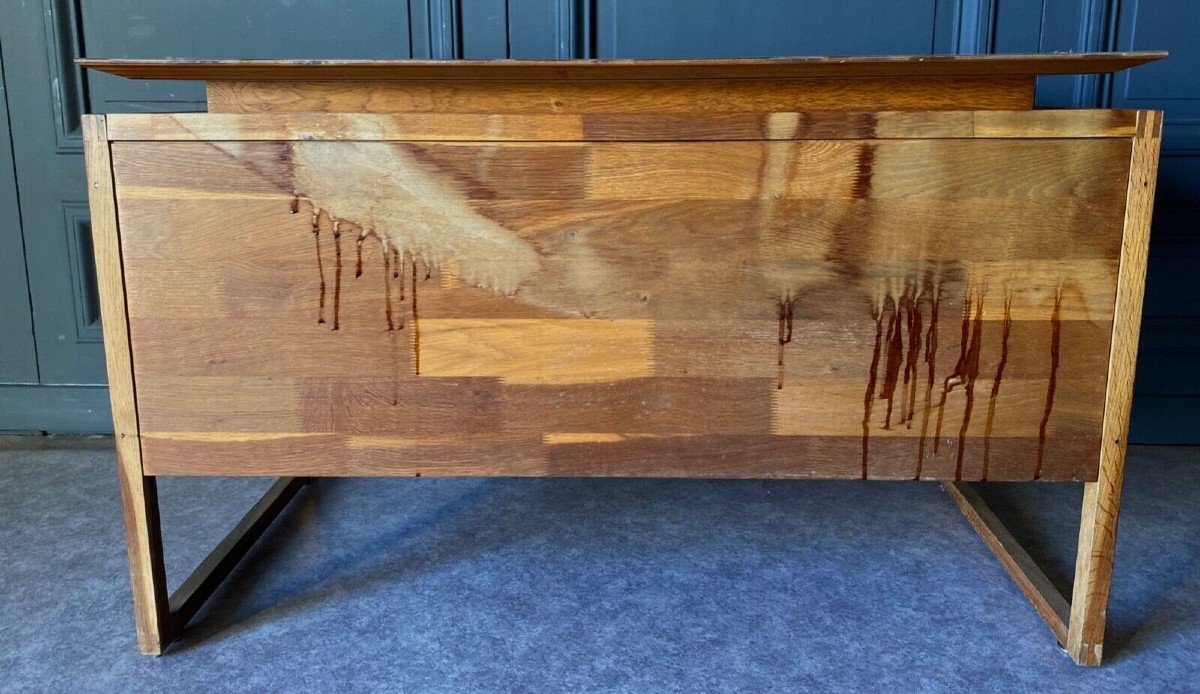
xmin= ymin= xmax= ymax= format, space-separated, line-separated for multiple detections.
xmin=107 ymin=113 xmax=1137 ymax=481
xmin=104 ymin=110 xmax=1141 ymax=142
xmin=204 ymin=77 xmax=1035 ymax=114
xmin=76 ymin=53 xmax=1166 ymax=81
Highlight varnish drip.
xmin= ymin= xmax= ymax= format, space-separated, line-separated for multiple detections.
xmin=290 ymin=196 xmax=301 ymax=215
xmin=933 ymin=293 xmax=973 ymax=455
xmin=777 ymin=294 xmax=795 ymax=390
xmin=395 ymin=252 xmax=406 ymax=329
xmin=353 ymin=228 xmax=381 ymax=280
xmin=902 ymin=295 xmax=923 ymax=428
xmin=310 ymin=208 xmax=326 ymax=325
xmin=981 ymin=294 xmax=1013 ymax=480
xmin=953 ymin=292 xmax=985 ymax=480
xmin=1034 ymin=290 xmax=1063 ymax=479
xmin=383 ymin=249 xmax=395 ymax=331
xmin=331 ymin=221 xmax=343 ymax=330
xmin=411 ymin=259 xmax=421 ymax=376
xmin=879 ymin=296 xmax=905 ymax=430
xmin=861 ymin=308 xmax=885 ymax=478
xmin=915 ymin=289 xmax=941 ymax=479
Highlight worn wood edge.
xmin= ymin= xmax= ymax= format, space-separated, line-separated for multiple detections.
xmin=76 ymin=52 xmax=1167 ymax=81
xmin=942 ymin=482 xmax=1071 ymax=646
xmin=102 ymin=110 xmax=1141 ymax=142
xmin=1065 ymin=110 xmax=1162 ymax=666
xmin=83 ymin=115 xmax=169 ymax=655
xmin=165 ymin=477 xmax=310 ymax=640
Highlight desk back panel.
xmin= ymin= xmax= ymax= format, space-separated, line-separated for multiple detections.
xmin=104 ymin=110 xmax=1144 ymax=480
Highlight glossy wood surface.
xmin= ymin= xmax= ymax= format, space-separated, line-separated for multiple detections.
xmin=103 ymin=110 xmax=1143 ymax=481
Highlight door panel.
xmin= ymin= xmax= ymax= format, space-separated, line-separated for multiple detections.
xmin=0 ymin=0 xmax=105 ymax=385
xmin=0 ymin=48 xmax=38 ymax=384
xmin=81 ymin=0 xmax=414 ymax=115
xmin=595 ymin=0 xmax=950 ymax=58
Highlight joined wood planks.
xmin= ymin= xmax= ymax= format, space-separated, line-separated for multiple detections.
xmin=105 ymin=111 xmax=1141 ymax=481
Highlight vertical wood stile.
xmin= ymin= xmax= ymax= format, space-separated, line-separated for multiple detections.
xmin=82 ymin=115 xmax=170 ymax=655
xmin=1065 ymin=110 xmax=1163 ymax=666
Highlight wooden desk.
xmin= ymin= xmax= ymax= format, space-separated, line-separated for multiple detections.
xmin=80 ymin=53 xmax=1164 ymax=664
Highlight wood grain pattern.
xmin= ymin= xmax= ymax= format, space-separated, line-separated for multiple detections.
xmin=76 ymin=52 xmax=1166 ymax=81
xmin=204 ymin=77 xmax=1035 ymax=114
xmin=82 ymin=115 xmax=170 ymax=655
xmin=101 ymin=111 xmax=1145 ymax=482
xmin=103 ymin=110 xmax=1141 ymax=142
xmin=1066 ymin=110 xmax=1162 ymax=666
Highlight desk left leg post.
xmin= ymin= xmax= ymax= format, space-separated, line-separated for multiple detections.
xmin=84 ymin=115 xmax=173 ymax=653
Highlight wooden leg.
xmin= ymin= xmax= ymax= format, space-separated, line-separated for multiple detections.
xmin=944 ymin=479 xmax=1125 ymax=666
xmin=116 ymin=467 xmax=170 ymax=654
xmin=117 ymin=473 xmax=311 ymax=654
xmin=945 ymin=111 xmax=1160 ymax=666
xmin=1065 ymin=478 xmax=1124 ymax=665
xmin=84 ymin=115 xmax=316 ymax=654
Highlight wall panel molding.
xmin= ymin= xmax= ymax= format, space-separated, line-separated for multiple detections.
xmin=61 ymin=202 xmax=101 ymax=344
xmin=949 ymin=0 xmax=998 ymax=54
xmin=40 ymin=0 xmax=89 ymax=152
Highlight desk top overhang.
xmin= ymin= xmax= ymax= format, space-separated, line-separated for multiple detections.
xmin=78 ymin=52 xmax=1168 ymax=115
xmin=79 ymin=52 xmax=1165 ymax=82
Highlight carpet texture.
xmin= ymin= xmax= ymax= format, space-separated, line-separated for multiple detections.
xmin=0 ymin=443 xmax=1197 ymax=692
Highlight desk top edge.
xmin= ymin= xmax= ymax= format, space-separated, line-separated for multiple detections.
xmin=77 ymin=52 xmax=1166 ymax=82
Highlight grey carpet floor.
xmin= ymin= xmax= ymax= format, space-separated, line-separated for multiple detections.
xmin=0 ymin=442 xmax=1197 ymax=692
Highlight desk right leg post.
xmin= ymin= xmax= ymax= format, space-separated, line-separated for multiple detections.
xmin=1064 ymin=110 xmax=1161 ymax=666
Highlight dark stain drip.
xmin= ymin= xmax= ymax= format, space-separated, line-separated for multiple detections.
xmin=395 ymin=252 xmax=406 ymax=330
xmin=776 ymin=293 xmax=795 ymax=390
xmin=851 ymin=143 xmax=876 ymax=199
xmin=390 ymin=327 xmax=400 ymax=406
xmin=1034 ymin=290 xmax=1063 ymax=479
xmin=903 ymin=296 xmax=922 ymax=428
xmin=411 ymin=259 xmax=421 ymax=376
xmin=331 ymin=221 xmax=342 ymax=330
xmin=425 ymin=265 xmax=432 ymax=281
xmin=290 ymin=196 xmax=300 ymax=214
xmin=953 ymin=293 xmax=985 ymax=480
xmin=355 ymin=234 xmax=365 ymax=278
xmin=861 ymin=309 xmax=885 ymax=479
xmin=310 ymin=209 xmax=326 ymax=325
xmin=383 ymin=249 xmax=395 ymax=331
xmin=397 ymin=250 xmax=406 ymax=301
xmin=916 ymin=290 xmax=941 ymax=479
xmin=934 ymin=293 xmax=972 ymax=455
xmin=982 ymin=295 xmax=1013 ymax=480
xmin=879 ymin=296 xmax=905 ymax=429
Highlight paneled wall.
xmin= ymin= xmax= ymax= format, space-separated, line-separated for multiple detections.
xmin=0 ymin=0 xmax=1194 ymax=441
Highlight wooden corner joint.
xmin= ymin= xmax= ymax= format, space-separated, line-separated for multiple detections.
xmin=945 ymin=116 xmax=1161 ymax=667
